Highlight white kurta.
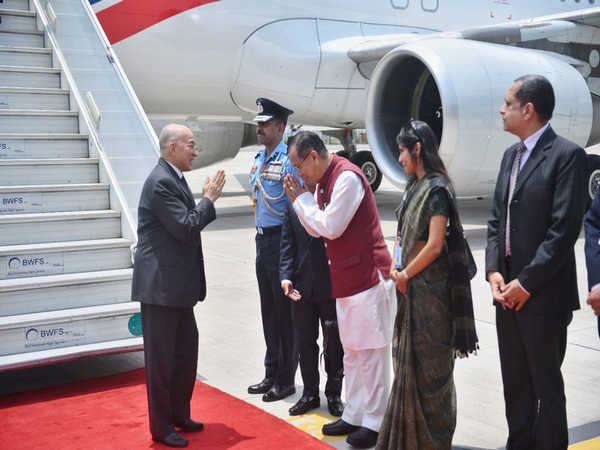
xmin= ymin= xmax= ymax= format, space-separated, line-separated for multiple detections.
xmin=293 ymin=171 xmax=395 ymax=351
xmin=293 ymin=169 xmax=395 ymax=432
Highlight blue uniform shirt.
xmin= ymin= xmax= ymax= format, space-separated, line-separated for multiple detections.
xmin=250 ymin=140 xmax=298 ymax=228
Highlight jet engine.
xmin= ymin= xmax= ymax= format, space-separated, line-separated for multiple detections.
xmin=365 ymin=38 xmax=598 ymax=198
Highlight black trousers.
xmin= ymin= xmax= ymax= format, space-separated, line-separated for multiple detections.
xmin=292 ymin=296 xmax=342 ymax=397
xmin=255 ymin=232 xmax=298 ymax=386
xmin=496 ymin=306 xmax=572 ymax=450
xmin=141 ymin=303 xmax=199 ymax=438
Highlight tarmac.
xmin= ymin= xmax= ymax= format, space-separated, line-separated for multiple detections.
xmin=1 ymin=144 xmax=599 ymax=449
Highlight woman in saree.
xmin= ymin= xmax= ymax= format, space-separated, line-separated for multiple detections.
xmin=376 ymin=120 xmax=478 ymax=450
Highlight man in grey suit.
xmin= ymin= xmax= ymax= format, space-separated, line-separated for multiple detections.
xmin=132 ymin=124 xmax=226 ymax=448
xmin=486 ymin=75 xmax=588 ymax=449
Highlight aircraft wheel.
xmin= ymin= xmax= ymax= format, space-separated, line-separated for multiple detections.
xmin=351 ymin=151 xmax=382 ymax=192
xmin=588 ymin=154 xmax=600 ymax=207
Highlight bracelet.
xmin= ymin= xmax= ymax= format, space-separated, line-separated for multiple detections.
xmin=402 ymin=269 xmax=410 ymax=280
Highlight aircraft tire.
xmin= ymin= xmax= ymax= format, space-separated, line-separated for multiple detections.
xmin=351 ymin=151 xmax=382 ymax=192
xmin=588 ymin=154 xmax=600 ymax=208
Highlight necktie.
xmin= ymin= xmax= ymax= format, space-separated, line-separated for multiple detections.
xmin=505 ymin=141 xmax=526 ymax=256
xmin=181 ymin=175 xmax=195 ymax=206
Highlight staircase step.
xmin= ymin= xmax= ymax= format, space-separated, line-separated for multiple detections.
xmin=0 ymin=268 xmax=133 ymax=316
xmin=0 ymin=303 xmax=141 ymax=361
xmin=0 ymin=183 xmax=109 ymax=214
xmin=0 ymin=238 xmax=133 ymax=280
xmin=0 ymin=0 xmax=30 ymax=12
xmin=0 ymin=237 xmax=132 ymax=279
xmin=0 ymin=66 xmax=60 ymax=88
xmin=0 ymin=110 xmax=78 ymax=134
xmin=0 ymin=158 xmax=98 ymax=185
xmin=0 ymin=210 xmax=121 ymax=245
xmin=0 ymin=133 xmax=88 ymax=158
xmin=0 ymin=335 xmax=143 ymax=372
xmin=0 ymin=237 xmax=132 ymax=256
xmin=0 ymin=8 xmax=37 ymax=32
xmin=0 ymin=46 xmax=51 ymax=68
xmin=0 ymin=86 xmax=69 ymax=110
xmin=0 ymin=28 xmax=43 ymax=47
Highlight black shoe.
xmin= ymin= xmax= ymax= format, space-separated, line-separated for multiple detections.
xmin=152 ymin=432 xmax=188 ymax=448
xmin=346 ymin=427 xmax=379 ymax=449
xmin=248 ymin=377 xmax=275 ymax=394
xmin=173 ymin=418 xmax=204 ymax=432
xmin=322 ymin=418 xmax=361 ymax=436
xmin=262 ymin=384 xmax=296 ymax=402
xmin=289 ymin=395 xmax=320 ymax=416
xmin=327 ymin=394 xmax=344 ymax=417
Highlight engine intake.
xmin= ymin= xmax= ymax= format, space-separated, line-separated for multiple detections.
xmin=366 ymin=38 xmax=595 ymax=197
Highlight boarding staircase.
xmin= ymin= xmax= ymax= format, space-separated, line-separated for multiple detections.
xmin=0 ymin=0 xmax=159 ymax=371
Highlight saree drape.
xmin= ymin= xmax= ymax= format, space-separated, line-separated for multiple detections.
xmin=377 ymin=174 xmax=472 ymax=450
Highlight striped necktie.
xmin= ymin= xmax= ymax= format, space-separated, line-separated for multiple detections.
xmin=505 ymin=141 xmax=526 ymax=257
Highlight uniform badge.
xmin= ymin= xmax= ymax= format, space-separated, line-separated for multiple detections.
xmin=260 ymin=161 xmax=284 ymax=181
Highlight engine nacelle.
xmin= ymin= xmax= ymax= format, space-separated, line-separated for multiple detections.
xmin=365 ymin=38 xmax=594 ymax=197
xmin=149 ymin=120 xmax=257 ymax=169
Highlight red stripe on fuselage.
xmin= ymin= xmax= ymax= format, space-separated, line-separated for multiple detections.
xmin=96 ymin=0 xmax=220 ymax=44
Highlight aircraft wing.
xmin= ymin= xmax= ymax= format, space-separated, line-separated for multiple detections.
xmin=349 ymin=7 xmax=600 ymax=80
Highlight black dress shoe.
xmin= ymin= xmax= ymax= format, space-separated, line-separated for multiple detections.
xmin=346 ymin=427 xmax=379 ymax=449
xmin=262 ymin=384 xmax=296 ymax=402
xmin=152 ymin=432 xmax=188 ymax=448
xmin=289 ymin=395 xmax=320 ymax=416
xmin=173 ymin=418 xmax=204 ymax=432
xmin=248 ymin=377 xmax=275 ymax=394
xmin=322 ymin=418 xmax=361 ymax=436
xmin=327 ymin=394 xmax=344 ymax=417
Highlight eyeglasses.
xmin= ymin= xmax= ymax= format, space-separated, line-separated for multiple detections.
xmin=293 ymin=152 xmax=311 ymax=171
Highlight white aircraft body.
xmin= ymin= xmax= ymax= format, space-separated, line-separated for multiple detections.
xmin=90 ymin=0 xmax=600 ymax=198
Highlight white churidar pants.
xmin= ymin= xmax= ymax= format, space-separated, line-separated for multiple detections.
xmin=336 ymin=271 xmax=395 ymax=432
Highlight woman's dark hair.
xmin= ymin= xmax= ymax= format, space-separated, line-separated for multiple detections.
xmin=396 ymin=119 xmax=450 ymax=181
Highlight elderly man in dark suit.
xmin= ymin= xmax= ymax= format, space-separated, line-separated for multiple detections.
xmin=280 ymin=190 xmax=344 ymax=418
xmin=132 ymin=124 xmax=225 ymax=448
xmin=584 ymin=193 xmax=600 ymax=337
xmin=486 ymin=75 xmax=588 ymax=450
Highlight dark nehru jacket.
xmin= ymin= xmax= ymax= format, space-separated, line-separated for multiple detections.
xmin=316 ymin=154 xmax=391 ymax=298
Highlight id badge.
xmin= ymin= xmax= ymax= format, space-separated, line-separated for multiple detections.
xmin=394 ymin=245 xmax=403 ymax=269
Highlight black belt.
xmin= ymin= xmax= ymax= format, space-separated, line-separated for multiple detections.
xmin=256 ymin=225 xmax=282 ymax=235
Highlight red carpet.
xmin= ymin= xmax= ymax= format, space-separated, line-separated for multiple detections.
xmin=0 ymin=368 xmax=331 ymax=449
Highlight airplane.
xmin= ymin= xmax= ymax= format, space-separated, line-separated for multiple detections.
xmin=89 ymin=0 xmax=600 ymax=198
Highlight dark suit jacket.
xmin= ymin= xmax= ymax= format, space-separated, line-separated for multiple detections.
xmin=280 ymin=197 xmax=332 ymax=301
xmin=485 ymin=127 xmax=589 ymax=314
xmin=585 ymin=194 xmax=600 ymax=290
xmin=584 ymin=193 xmax=600 ymax=334
xmin=132 ymin=158 xmax=216 ymax=308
